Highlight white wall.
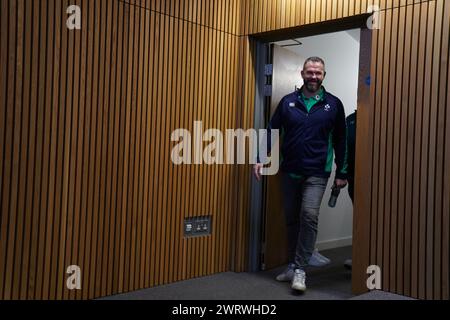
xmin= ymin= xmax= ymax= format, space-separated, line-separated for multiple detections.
xmin=277 ymin=29 xmax=360 ymax=250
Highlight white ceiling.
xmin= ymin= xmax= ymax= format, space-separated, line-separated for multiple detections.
xmin=274 ymin=29 xmax=361 ymax=54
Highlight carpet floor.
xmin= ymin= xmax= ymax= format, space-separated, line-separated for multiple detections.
xmin=103 ymin=246 xmax=359 ymax=300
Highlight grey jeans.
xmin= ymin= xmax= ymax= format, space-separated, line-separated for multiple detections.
xmin=281 ymin=173 xmax=328 ymax=270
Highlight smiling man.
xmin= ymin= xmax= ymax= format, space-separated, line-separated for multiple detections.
xmin=254 ymin=57 xmax=348 ymax=293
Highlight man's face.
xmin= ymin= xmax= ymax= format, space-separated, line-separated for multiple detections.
xmin=301 ymin=62 xmax=326 ymax=93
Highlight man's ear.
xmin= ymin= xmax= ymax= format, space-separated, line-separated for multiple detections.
xmin=301 ymin=70 xmax=305 ymax=78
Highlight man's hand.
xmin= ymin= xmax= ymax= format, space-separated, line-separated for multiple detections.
xmin=335 ymin=179 xmax=348 ymax=188
xmin=253 ymin=163 xmax=264 ymax=181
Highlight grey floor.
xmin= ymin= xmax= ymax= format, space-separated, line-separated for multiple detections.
xmin=102 ymin=246 xmax=412 ymax=300
xmin=350 ymin=290 xmax=414 ymax=300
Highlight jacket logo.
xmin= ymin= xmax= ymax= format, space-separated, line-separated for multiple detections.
xmin=324 ymin=104 xmax=331 ymax=111
xmin=289 ymin=102 xmax=296 ymax=107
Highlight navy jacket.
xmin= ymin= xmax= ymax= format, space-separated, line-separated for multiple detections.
xmin=267 ymin=87 xmax=348 ymax=180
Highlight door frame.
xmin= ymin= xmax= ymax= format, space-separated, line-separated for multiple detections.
xmin=248 ymin=14 xmax=374 ymax=295
xmin=248 ymin=40 xmax=269 ymax=272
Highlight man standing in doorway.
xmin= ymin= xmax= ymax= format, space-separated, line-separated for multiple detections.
xmin=254 ymin=57 xmax=348 ymax=292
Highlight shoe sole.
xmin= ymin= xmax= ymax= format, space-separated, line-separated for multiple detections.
xmin=276 ymin=277 xmax=293 ymax=282
xmin=291 ymin=285 xmax=306 ymax=292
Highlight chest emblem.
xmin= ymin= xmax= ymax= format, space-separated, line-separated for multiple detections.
xmin=324 ymin=104 xmax=331 ymax=112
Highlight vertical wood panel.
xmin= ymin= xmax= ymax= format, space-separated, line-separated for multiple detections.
xmin=236 ymin=0 xmax=449 ymax=300
xmin=441 ymin=0 xmax=450 ymax=301
xmin=387 ymin=5 xmax=399 ymax=294
xmin=43 ymin=1 xmax=56 ymax=299
xmin=371 ymin=6 xmax=384 ymax=271
xmin=1 ymin=0 xmax=448 ymax=301
xmin=147 ymin=8 xmax=159 ymax=289
xmin=352 ymin=27 xmax=373 ymax=293
xmin=380 ymin=7 xmax=391 ymax=292
xmin=422 ymin=1 xmax=435 ymax=300
xmin=395 ymin=3 xmax=407 ymax=294
xmin=18 ymin=0 xmax=34 ymax=299
xmin=140 ymin=2 xmax=151 ymax=289
xmin=9 ymin=0 xmax=23 ymax=300
xmin=411 ymin=2 xmax=425 ymax=298
xmin=402 ymin=1 xmax=414 ymax=297
xmin=438 ymin=0 xmax=450 ymax=300
xmin=427 ymin=0 xmax=442 ymax=300
xmin=34 ymin=2 xmax=49 ymax=299
xmin=0 ymin=0 xmax=9 ymax=300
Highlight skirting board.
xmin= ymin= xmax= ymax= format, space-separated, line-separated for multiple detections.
xmin=316 ymin=237 xmax=352 ymax=251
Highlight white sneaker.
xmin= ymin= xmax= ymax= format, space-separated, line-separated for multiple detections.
xmin=309 ymin=249 xmax=331 ymax=267
xmin=291 ymin=269 xmax=307 ymax=292
xmin=276 ymin=263 xmax=296 ymax=282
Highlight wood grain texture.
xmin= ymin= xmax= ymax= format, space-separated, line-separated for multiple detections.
xmin=238 ymin=0 xmax=449 ymax=300
xmin=0 ymin=0 xmax=241 ymax=300
xmin=0 ymin=0 xmax=448 ymax=300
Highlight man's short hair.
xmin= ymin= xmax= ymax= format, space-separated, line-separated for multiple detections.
xmin=303 ymin=56 xmax=326 ymax=70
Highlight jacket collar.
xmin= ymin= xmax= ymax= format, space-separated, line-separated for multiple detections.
xmin=297 ymin=85 xmax=327 ymax=101
xmin=296 ymin=86 xmax=329 ymax=114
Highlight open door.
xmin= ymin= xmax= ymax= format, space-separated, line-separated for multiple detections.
xmin=261 ymin=44 xmax=304 ymax=270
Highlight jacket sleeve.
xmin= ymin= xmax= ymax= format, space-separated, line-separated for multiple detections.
xmin=333 ymin=100 xmax=348 ymax=180
xmin=257 ymin=98 xmax=283 ymax=163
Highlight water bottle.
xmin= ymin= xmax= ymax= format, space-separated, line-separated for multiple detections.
xmin=328 ymin=184 xmax=341 ymax=208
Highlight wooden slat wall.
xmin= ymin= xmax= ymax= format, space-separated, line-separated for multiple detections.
xmin=1 ymin=0 xmax=449 ymax=301
xmin=238 ymin=0 xmax=449 ymax=300
xmin=0 ymin=0 xmax=244 ymax=300
xmin=240 ymin=0 xmax=376 ymax=35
